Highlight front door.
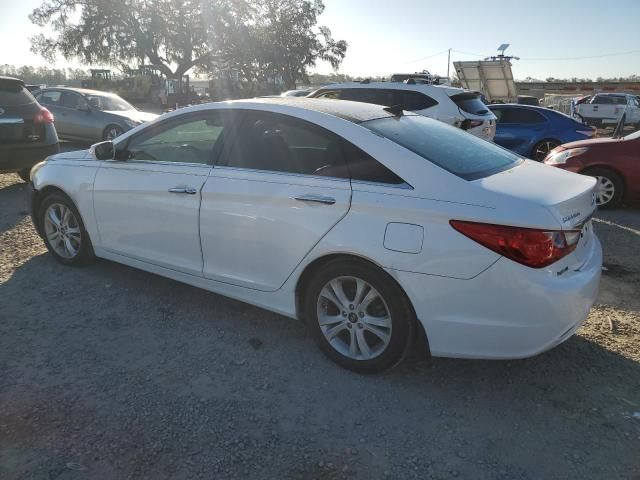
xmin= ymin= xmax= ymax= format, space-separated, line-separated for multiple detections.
xmin=200 ymin=110 xmax=352 ymax=291
xmin=93 ymin=111 xmax=226 ymax=275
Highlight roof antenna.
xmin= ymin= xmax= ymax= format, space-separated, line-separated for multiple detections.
xmin=383 ymin=104 xmax=404 ymax=116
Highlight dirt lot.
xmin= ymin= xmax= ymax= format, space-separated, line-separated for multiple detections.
xmin=1 ymin=172 xmax=639 ymax=480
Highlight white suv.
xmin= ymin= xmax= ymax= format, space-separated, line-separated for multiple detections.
xmin=308 ymin=82 xmax=496 ymax=141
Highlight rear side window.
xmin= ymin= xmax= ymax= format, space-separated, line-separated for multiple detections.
xmin=315 ymin=88 xmax=437 ymax=111
xmin=494 ymin=108 xmax=544 ymax=124
xmin=451 ymin=93 xmax=490 ymax=116
xmin=362 ymin=115 xmax=521 ymax=181
xmin=36 ymin=91 xmax=62 ymax=106
xmin=0 ymin=81 xmax=35 ymax=107
xmin=225 ymin=111 xmax=405 ymax=184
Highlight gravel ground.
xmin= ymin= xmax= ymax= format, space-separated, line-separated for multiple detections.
xmin=1 ymin=172 xmax=639 ymax=480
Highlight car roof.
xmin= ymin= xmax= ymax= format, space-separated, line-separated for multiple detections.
xmin=231 ymin=97 xmax=398 ymax=123
xmin=314 ymin=81 xmax=465 ymax=96
xmin=0 ymin=76 xmax=25 ymax=86
xmin=488 ymin=104 xmax=551 ymax=111
xmin=39 ymin=86 xmax=119 ymax=96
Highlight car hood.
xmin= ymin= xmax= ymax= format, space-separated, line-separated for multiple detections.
xmin=557 ymin=136 xmax=621 ymax=150
xmin=47 ymin=149 xmax=92 ymax=161
xmin=474 ymin=160 xmax=597 ymax=229
xmin=104 ymin=109 xmax=159 ymax=123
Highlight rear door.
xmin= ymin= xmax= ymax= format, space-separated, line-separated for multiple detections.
xmin=200 ymin=110 xmax=352 ymax=291
xmin=492 ymin=107 xmax=546 ymax=155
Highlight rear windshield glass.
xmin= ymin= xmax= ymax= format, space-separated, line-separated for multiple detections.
xmin=0 ymin=81 xmax=35 ymax=107
xmin=362 ymin=115 xmax=521 ymax=181
xmin=451 ymin=93 xmax=490 ymax=116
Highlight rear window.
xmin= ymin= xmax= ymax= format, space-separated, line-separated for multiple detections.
xmin=362 ymin=115 xmax=521 ymax=181
xmin=451 ymin=93 xmax=490 ymax=116
xmin=592 ymin=95 xmax=626 ymax=105
xmin=0 ymin=80 xmax=35 ymax=107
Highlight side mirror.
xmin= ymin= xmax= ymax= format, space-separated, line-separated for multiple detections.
xmin=92 ymin=141 xmax=115 ymax=160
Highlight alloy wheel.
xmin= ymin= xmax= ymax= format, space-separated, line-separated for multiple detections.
xmin=316 ymin=276 xmax=392 ymax=361
xmin=534 ymin=141 xmax=559 ymax=161
xmin=106 ymin=127 xmax=123 ymax=140
xmin=43 ymin=203 xmax=82 ymax=259
xmin=595 ymin=176 xmax=615 ymax=206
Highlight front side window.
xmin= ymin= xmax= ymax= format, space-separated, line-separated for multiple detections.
xmin=61 ymin=92 xmax=86 ymax=110
xmin=362 ymin=114 xmax=521 ymax=181
xmin=86 ymin=94 xmax=134 ymax=111
xmin=499 ymin=108 xmax=544 ymax=124
xmin=125 ymin=114 xmax=225 ymax=164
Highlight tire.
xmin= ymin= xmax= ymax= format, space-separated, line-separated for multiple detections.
xmin=103 ymin=124 xmax=124 ymax=141
xmin=532 ymin=139 xmax=561 ymax=162
xmin=38 ymin=192 xmax=96 ymax=266
xmin=17 ymin=168 xmax=31 ymax=182
xmin=585 ymin=168 xmax=624 ymax=209
xmin=304 ymin=259 xmax=415 ymax=374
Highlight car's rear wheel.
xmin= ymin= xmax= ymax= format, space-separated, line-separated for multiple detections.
xmin=38 ymin=193 xmax=95 ymax=266
xmin=304 ymin=259 xmax=415 ymax=373
xmin=103 ymin=124 xmax=124 ymax=141
xmin=17 ymin=168 xmax=31 ymax=182
xmin=532 ymin=139 xmax=560 ymax=161
xmin=585 ymin=168 xmax=624 ymax=209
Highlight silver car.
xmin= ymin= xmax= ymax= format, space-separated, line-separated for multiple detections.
xmin=33 ymin=87 xmax=158 ymax=142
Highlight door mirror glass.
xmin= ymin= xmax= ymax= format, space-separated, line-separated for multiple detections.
xmin=92 ymin=141 xmax=115 ymax=160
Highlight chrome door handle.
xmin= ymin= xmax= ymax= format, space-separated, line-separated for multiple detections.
xmin=168 ymin=187 xmax=197 ymax=195
xmin=294 ymin=194 xmax=336 ymax=205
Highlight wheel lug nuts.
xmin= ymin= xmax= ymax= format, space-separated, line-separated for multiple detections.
xmin=349 ymin=304 xmax=354 ymax=310
xmin=359 ymin=312 xmax=364 ymax=318
xmin=342 ymin=311 xmax=347 ymax=317
xmin=357 ymin=323 xmax=363 ymax=328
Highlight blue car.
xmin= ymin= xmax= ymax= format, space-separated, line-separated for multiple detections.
xmin=488 ymin=104 xmax=596 ymax=161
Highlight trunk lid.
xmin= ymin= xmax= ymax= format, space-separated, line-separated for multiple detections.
xmin=474 ymin=160 xmax=597 ymax=271
xmin=476 ymin=160 xmax=596 ymax=229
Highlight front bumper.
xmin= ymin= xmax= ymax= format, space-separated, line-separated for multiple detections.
xmin=389 ymin=235 xmax=602 ymax=359
xmin=27 ymin=181 xmax=43 ymax=238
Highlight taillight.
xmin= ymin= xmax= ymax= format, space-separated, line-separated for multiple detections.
xmin=33 ymin=107 xmax=54 ymax=125
xmin=450 ymin=220 xmax=580 ymax=268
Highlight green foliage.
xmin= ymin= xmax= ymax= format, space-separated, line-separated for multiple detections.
xmin=29 ymin=0 xmax=347 ymax=87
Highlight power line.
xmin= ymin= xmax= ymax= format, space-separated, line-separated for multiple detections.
xmin=403 ymin=49 xmax=450 ymax=64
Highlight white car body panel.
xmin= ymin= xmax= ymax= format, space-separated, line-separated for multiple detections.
xmin=93 ymin=161 xmax=211 ymax=276
xmin=30 ymin=99 xmax=602 ymax=360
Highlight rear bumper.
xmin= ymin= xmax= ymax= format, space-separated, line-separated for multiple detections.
xmin=389 ymin=235 xmax=602 ymax=359
xmin=0 ymin=142 xmax=59 ymax=172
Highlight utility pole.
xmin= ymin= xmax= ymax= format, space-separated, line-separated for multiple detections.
xmin=446 ymin=48 xmax=451 ymax=80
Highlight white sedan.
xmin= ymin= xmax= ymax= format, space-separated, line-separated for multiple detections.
xmin=29 ymin=98 xmax=602 ymax=373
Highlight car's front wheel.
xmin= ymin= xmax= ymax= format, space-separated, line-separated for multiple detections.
xmin=38 ymin=192 xmax=95 ymax=265
xmin=305 ymin=259 xmax=415 ymax=373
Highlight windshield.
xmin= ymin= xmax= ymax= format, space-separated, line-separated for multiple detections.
xmin=450 ymin=93 xmax=491 ymax=116
xmin=86 ymin=94 xmax=135 ymax=111
xmin=362 ymin=115 xmax=522 ymax=181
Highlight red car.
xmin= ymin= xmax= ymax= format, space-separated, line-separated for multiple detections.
xmin=544 ymin=130 xmax=640 ymax=208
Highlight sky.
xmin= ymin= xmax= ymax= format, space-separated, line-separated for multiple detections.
xmin=2 ymin=0 xmax=640 ymax=80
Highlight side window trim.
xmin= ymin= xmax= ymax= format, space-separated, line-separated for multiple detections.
xmin=114 ymin=110 xmax=229 ymax=166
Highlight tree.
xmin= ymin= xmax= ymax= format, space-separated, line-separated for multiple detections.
xmin=30 ymin=0 xmax=346 ymax=87
xmin=30 ymin=0 xmax=247 ymax=78
xmin=248 ymin=0 xmax=347 ymax=89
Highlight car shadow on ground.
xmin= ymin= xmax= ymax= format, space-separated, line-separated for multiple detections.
xmin=0 ymin=177 xmax=31 ymax=234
